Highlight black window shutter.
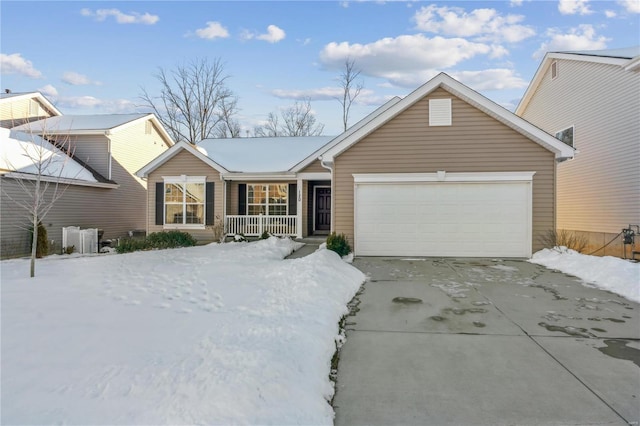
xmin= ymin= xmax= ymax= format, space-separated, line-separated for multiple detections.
xmin=238 ymin=184 xmax=247 ymax=215
xmin=155 ymin=182 xmax=164 ymax=225
xmin=205 ymin=182 xmax=215 ymax=225
xmin=288 ymin=183 xmax=297 ymax=215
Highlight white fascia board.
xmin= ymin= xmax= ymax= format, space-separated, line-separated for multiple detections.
xmin=624 ymin=56 xmax=640 ymax=71
xmin=292 ymin=97 xmax=402 ymax=172
xmin=222 ymin=172 xmax=296 ymax=181
xmin=1 ymin=172 xmax=119 ymax=188
xmin=353 ymin=171 xmax=536 ymax=183
xmin=136 ymin=141 xmax=228 ymax=178
xmin=296 ymin=172 xmax=331 ymax=180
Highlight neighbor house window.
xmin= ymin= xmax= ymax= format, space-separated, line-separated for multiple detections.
xmin=555 ymin=126 xmax=574 ymax=148
xmin=164 ymin=176 xmax=206 ymax=226
xmin=247 ymin=184 xmax=288 ymax=215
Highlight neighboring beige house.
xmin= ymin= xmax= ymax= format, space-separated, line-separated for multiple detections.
xmin=138 ymin=73 xmax=573 ymax=258
xmin=0 ymin=91 xmax=62 ymax=128
xmin=2 ymin=113 xmax=173 ymax=257
xmin=516 ymin=47 xmax=640 ymax=257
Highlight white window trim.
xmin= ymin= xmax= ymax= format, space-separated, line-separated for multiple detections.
xmin=162 ymin=175 xmax=206 ymax=229
xmin=247 ymin=183 xmax=289 ymax=216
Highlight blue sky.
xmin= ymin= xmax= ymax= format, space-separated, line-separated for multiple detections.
xmin=1 ymin=0 xmax=639 ymax=135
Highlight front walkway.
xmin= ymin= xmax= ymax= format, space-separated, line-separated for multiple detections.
xmin=285 ymin=236 xmax=326 ymax=259
xmin=333 ymin=257 xmax=639 ymax=426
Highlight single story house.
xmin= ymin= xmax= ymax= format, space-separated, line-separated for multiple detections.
xmin=137 ymin=73 xmax=574 ymax=258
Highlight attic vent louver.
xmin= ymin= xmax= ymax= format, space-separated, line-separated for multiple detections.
xmin=429 ymin=99 xmax=452 ymax=126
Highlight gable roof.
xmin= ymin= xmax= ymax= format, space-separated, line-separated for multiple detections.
xmin=0 ymin=127 xmax=116 ymax=188
xmin=12 ymin=113 xmax=174 ymax=146
xmin=516 ymin=46 xmax=640 ymax=115
xmin=136 ymin=141 xmax=229 ymax=178
xmin=291 ymin=97 xmax=402 ymax=172
xmin=0 ymin=91 xmax=62 ymax=117
xmin=320 ymin=72 xmax=574 ymax=162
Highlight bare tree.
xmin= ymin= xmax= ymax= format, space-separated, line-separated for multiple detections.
xmin=139 ymin=58 xmax=240 ymax=143
xmin=1 ymin=123 xmax=74 ymax=277
xmin=337 ymin=58 xmax=364 ymax=131
xmin=254 ymin=99 xmax=324 ymax=137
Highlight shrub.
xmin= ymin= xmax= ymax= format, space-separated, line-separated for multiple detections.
xmin=207 ymin=218 xmax=225 ymax=243
xmin=326 ymin=232 xmax=351 ymax=257
xmin=30 ymin=222 xmax=48 ymax=258
xmin=64 ymin=245 xmax=75 ymax=255
xmin=115 ymin=238 xmax=151 ymax=254
xmin=146 ymin=231 xmax=197 ymax=249
xmin=539 ymin=229 xmax=588 ymax=253
xmin=260 ymin=230 xmax=271 ymax=240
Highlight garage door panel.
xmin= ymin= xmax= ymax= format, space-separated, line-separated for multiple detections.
xmin=355 ymin=181 xmax=531 ymax=258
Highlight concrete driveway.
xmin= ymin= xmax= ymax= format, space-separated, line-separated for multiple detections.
xmin=333 ymin=257 xmax=639 ymax=426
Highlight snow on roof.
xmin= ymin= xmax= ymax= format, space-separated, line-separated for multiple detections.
xmin=12 ymin=114 xmax=149 ymax=133
xmin=558 ymin=46 xmax=640 ymax=60
xmin=198 ymin=136 xmax=335 ymax=173
xmin=0 ymin=127 xmax=97 ymax=182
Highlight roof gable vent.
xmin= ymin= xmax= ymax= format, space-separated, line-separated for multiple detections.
xmin=429 ymin=98 xmax=451 ymax=126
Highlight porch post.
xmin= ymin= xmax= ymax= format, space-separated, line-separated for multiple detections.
xmin=296 ymin=178 xmax=303 ymax=239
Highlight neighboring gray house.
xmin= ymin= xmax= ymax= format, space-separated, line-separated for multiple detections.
xmin=516 ymin=47 xmax=640 ymax=257
xmin=2 ymin=112 xmax=173 ymax=257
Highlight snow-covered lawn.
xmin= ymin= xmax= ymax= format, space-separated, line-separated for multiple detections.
xmin=1 ymin=238 xmax=365 ymax=425
xmin=530 ymin=247 xmax=640 ymax=303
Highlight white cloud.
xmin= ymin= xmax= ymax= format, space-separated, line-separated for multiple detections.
xmin=510 ymin=0 xmax=524 ymax=6
xmin=413 ymin=5 xmax=535 ymax=43
xmin=194 ymin=21 xmax=229 ymax=40
xmin=534 ymin=24 xmax=610 ymax=59
xmin=37 ymin=84 xmax=58 ymax=98
xmin=450 ymin=69 xmax=529 ymax=91
xmin=57 ymin=96 xmax=137 ymax=113
xmin=618 ymin=0 xmax=640 ymax=13
xmin=242 ymin=25 xmax=286 ymax=43
xmin=80 ymin=8 xmax=159 ymax=24
xmin=558 ymin=0 xmax=593 ymax=15
xmin=0 ymin=53 xmax=43 ymax=79
xmin=61 ymin=71 xmax=101 ymax=86
xmin=605 ymin=9 xmax=617 ymax=17
xmin=257 ymin=25 xmax=286 ymax=43
xmin=320 ymin=35 xmax=493 ymax=87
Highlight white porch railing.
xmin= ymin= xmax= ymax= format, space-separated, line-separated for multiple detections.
xmin=226 ymin=215 xmax=298 ymax=237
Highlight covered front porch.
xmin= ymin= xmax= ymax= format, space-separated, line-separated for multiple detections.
xmin=222 ymin=173 xmax=331 ymax=238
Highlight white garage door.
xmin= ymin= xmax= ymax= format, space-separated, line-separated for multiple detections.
xmin=354 ymin=173 xmax=533 ymax=258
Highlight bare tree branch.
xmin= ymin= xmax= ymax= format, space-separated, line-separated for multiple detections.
xmin=139 ymin=58 xmax=239 ymax=144
xmin=337 ymin=57 xmax=364 ymax=131
xmin=254 ymin=99 xmax=324 ymax=137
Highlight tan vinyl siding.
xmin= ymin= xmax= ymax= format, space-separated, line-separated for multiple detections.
xmin=0 ymin=97 xmax=55 ymax=128
xmin=227 ymin=181 xmax=239 ymax=215
xmin=55 ymin=135 xmax=110 ymax=178
xmin=300 ymin=159 xmax=327 ymax=173
xmin=147 ymin=149 xmax=223 ymax=242
xmin=1 ymin=177 xmax=120 ymax=258
xmin=334 ymin=88 xmax=556 ymax=254
xmin=520 ymin=59 xmax=640 ymax=234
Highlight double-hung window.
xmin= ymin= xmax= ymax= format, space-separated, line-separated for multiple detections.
xmin=164 ymin=176 xmax=206 ymax=227
xmin=247 ymin=184 xmax=288 ymax=215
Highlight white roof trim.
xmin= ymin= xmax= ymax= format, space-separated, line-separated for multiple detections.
xmin=136 ymin=141 xmax=228 ymax=178
xmin=0 ymin=92 xmax=62 ymax=116
xmin=353 ymin=171 xmax=536 ymax=184
xmin=322 ymin=73 xmax=573 ymax=161
xmin=291 ymin=96 xmax=402 ymax=172
xmin=517 ymin=51 xmax=636 ymax=115
xmin=1 ymin=172 xmax=119 ymax=188
xmin=222 ymin=172 xmax=296 ymax=181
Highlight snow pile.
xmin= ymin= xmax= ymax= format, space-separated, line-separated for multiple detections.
xmin=530 ymin=247 xmax=640 ymax=303
xmin=1 ymin=237 xmax=365 ymax=425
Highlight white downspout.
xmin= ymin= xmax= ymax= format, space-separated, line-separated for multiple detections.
xmin=319 ymin=156 xmax=334 ymax=234
xmin=296 ymin=176 xmax=303 ymax=239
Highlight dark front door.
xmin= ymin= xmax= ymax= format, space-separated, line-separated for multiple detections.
xmin=315 ymin=187 xmax=331 ymax=232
